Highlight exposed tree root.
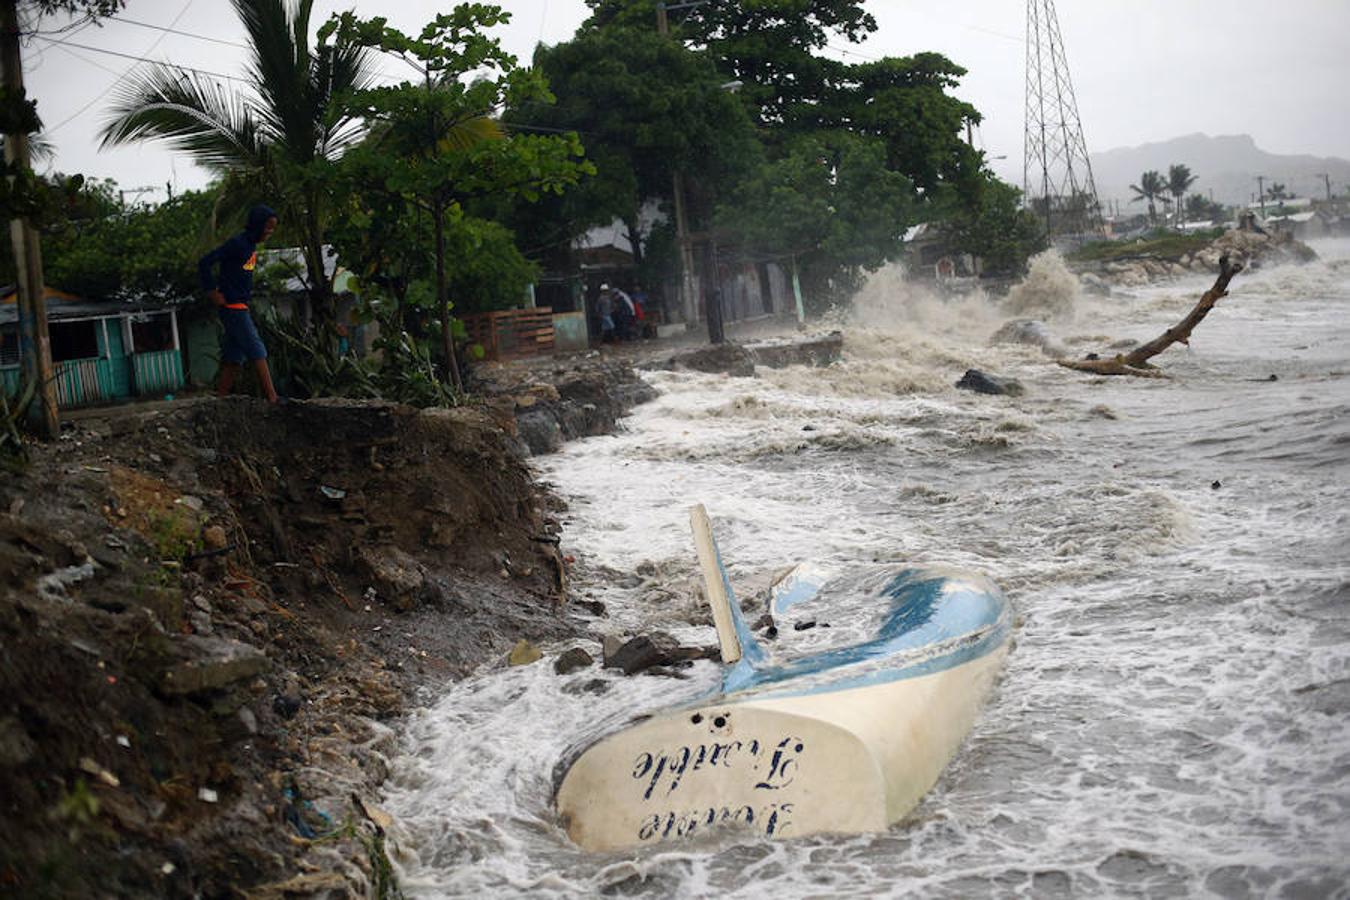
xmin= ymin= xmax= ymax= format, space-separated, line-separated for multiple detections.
xmin=1060 ymin=254 xmax=1244 ymax=377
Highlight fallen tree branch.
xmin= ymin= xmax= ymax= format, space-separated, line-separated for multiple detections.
xmin=1059 ymin=254 xmax=1244 ymax=377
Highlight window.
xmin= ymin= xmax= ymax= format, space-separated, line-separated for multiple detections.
xmin=0 ymin=324 xmax=18 ymax=368
xmin=50 ymin=320 xmax=100 ymax=362
xmin=129 ymin=312 xmax=175 ymax=353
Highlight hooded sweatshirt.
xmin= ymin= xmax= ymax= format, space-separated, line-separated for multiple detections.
xmin=198 ymin=204 xmax=276 ymax=304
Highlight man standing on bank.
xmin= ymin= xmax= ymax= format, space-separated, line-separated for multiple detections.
xmin=198 ymin=204 xmax=282 ymax=403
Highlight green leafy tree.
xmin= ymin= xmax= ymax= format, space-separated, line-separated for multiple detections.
xmin=587 ymin=0 xmax=876 ymax=134
xmin=41 ymin=188 xmax=220 ymax=301
xmin=719 ymin=131 xmax=914 ymax=308
xmin=1130 ymin=170 xmax=1169 ymax=227
xmin=1266 ymin=182 xmax=1291 ymax=201
xmin=1167 ymin=163 xmax=1197 ymax=228
xmin=99 ymin=0 xmax=378 ymax=332
xmin=812 ymin=53 xmax=982 ymax=201
xmin=941 ymin=177 xmax=1045 ymax=276
xmin=1185 ymin=193 xmax=1226 ymax=222
xmin=501 ymin=23 xmax=758 ymax=293
xmin=326 ymin=5 xmax=590 ymax=389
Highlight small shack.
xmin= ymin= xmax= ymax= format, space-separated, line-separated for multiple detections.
xmin=1 ymin=287 xmax=186 ymax=409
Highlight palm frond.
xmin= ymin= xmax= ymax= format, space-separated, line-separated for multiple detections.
xmin=232 ymin=0 xmax=376 ymax=162
xmin=235 ymin=0 xmax=314 ymax=158
xmin=437 ymin=115 xmax=504 ymax=154
xmin=99 ymin=65 xmax=270 ymax=175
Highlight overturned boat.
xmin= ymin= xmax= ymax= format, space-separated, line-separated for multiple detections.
xmin=554 ymin=505 xmax=1012 ymax=852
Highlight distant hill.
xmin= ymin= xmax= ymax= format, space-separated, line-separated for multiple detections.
xmin=1089 ymin=133 xmax=1350 ymax=210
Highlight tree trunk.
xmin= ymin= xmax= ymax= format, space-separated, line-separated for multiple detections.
xmin=1 ymin=0 xmax=58 ymax=438
xmin=1060 ymin=255 xmax=1244 ymax=377
xmin=302 ymin=202 xmax=330 ymax=330
xmin=624 ymin=218 xmax=644 ymax=270
xmin=434 ymin=203 xmax=462 ymax=392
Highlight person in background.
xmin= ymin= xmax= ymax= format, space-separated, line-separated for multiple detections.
xmin=596 ymin=283 xmax=616 ymax=343
xmin=199 ymin=204 xmax=281 ymax=403
xmin=611 ymin=284 xmax=637 ymax=341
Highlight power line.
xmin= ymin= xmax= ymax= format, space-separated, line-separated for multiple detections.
xmin=33 ymin=34 xmax=250 ymax=85
xmin=43 ymin=0 xmax=200 ymax=134
xmin=105 ymin=14 xmax=247 ymax=49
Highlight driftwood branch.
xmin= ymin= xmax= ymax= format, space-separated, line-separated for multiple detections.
xmin=1059 ymin=254 xmax=1245 ymax=377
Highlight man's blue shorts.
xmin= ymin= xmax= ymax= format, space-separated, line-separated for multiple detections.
xmin=220 ymin=307 xmax=268 ymax=363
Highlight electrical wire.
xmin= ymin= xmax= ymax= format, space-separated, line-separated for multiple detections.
xmin=43 ymin=0 xmax=200 ymax=135
xmin=33 ymin=35 xmax=249 ymax=89
xmin=105 ymin=14 xmax=247 ymax=49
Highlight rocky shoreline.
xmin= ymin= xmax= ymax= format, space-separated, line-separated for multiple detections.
xmin=1073 ymin=228 xmax=1318 ymax=291
xmin=0 ymin=333 xmax=836 ymax=898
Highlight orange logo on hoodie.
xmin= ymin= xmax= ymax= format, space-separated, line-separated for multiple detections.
xmin=243 ymin=251 xmax=257 ymax=272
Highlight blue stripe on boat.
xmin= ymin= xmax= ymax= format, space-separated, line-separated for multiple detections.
xmin=721 ymin=569 xmax=1010 ymax=698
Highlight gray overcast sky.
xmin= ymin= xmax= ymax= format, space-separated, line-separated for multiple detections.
xmin=24 ymin=0 xmax=1350 ymax=202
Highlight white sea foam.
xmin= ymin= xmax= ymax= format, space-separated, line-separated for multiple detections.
xmin=383 ymin=246 xmax=1350 ymax=897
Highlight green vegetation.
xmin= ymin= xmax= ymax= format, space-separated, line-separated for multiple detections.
xmin=1130 ymin=170 xmax=1170 ymax=227
xmin=99 ymin=0 xmax=377 ymax=332
xmin=7 ymin=0 xmax=1048 ymax=401
xmin=1069 ymin=228 xmax=1224 ymax=263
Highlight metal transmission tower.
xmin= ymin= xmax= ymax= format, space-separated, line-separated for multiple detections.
xmin=1023 ymin=0 xmax=1103 ymax=240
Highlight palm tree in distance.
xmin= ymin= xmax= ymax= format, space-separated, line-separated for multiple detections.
xmin=99 ymin=0 xmax=377 ymax=329
xmin=1130 ymin=170 xmax=1169 ymax=228
xmin=1167 ymin=164 xmax=1198 ymax=229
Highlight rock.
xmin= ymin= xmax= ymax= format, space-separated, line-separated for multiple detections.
xmin=603 ymin=633 xmax=687 ymax=676
xmin=662 ymin=343 xmax=757 ymax=378
xmin=273 ymin=693 xmax=302 ymax=719
xmin=956 ymin=369 xmax=1025 ymax=397
xmin=356 ymin=545 xmax=426 ymax=610
xmin=554 ymin=647 xmax=594 ymax=675
xmin=237 ymin=707 xmax=258 ymax=735
xmin=515 ymin=410 xmax=564 ymax=456
xmin=989 ymin=318 xmax=1067 ymax=358
xmin=601 ymin=633 xmax=625 ymax=662
xmin=0 ymin=716 xmax=36 ymax=767
xmin=188 ymin=610 xmax=213 ymax=636
xmin=160 ymin=636 xmax=269 ymax=697
xmin=507 ymin=639 xmax=542 ymax=666
xmin=561 ymin=678 xmax=610 ymax=696
xmin=573 ymin=599 xmax=606 ymax=617
xmin=201 ymin=525 xmax=229 ymax=551
xmin=747 ymin=332 xmax=844 ymax=369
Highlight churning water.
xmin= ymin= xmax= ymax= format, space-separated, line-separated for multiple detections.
xmin=383 ymin=242 xmax=1350 ymax=898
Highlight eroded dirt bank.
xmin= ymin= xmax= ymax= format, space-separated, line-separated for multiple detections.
xmin=0 ymin=335 xmax=838 ymax=897
xmin=0 ymin=397 xmax=579 ymax=898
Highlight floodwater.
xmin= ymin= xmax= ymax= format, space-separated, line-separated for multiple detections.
xmin=383 ymin=241 xmax=1350 ymax=898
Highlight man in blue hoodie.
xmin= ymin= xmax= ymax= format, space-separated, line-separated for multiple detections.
xmin=198 ymin=204 xmax=281 ymax=403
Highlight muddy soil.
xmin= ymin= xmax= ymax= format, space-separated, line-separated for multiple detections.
xmin=0 ymin=397 xmax=580 ymax=898
xmin=0 ymin=332 xmax=837 ymax=897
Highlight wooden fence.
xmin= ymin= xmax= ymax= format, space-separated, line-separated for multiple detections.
xmin=461 ymin=307 xmax=555 ymax=362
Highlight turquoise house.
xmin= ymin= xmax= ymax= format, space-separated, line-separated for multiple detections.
xmin=1 ymin=287 xmax=187 ymax=409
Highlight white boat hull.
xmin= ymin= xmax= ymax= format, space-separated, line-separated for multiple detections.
xmin=556 ymin=643 xmax=1008 ymax=852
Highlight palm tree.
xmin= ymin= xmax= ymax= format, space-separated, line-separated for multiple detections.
xmin=1130 ymin=170 xmax=1169 ymax=227
xmin=1167 ymin=164 xmax=1198 ymax=228
xmin=98 ymin=0 xmax=377 ymax=329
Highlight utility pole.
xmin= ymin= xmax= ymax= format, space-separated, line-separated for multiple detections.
xmin=1 ymin=0 xmax=58 ymax=437
xmin=1315 ymin=173 xmax=1331 ymax=203
xmin=1254 ymin=175 xmax=1266 ymax=215
xmin=656 ymin=2 xmax=698 ymax=327
xmin=700 ymin=238 xmax=723 ymax=344
xmin=1023 ymin=0 xmax=1103 ymax=240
